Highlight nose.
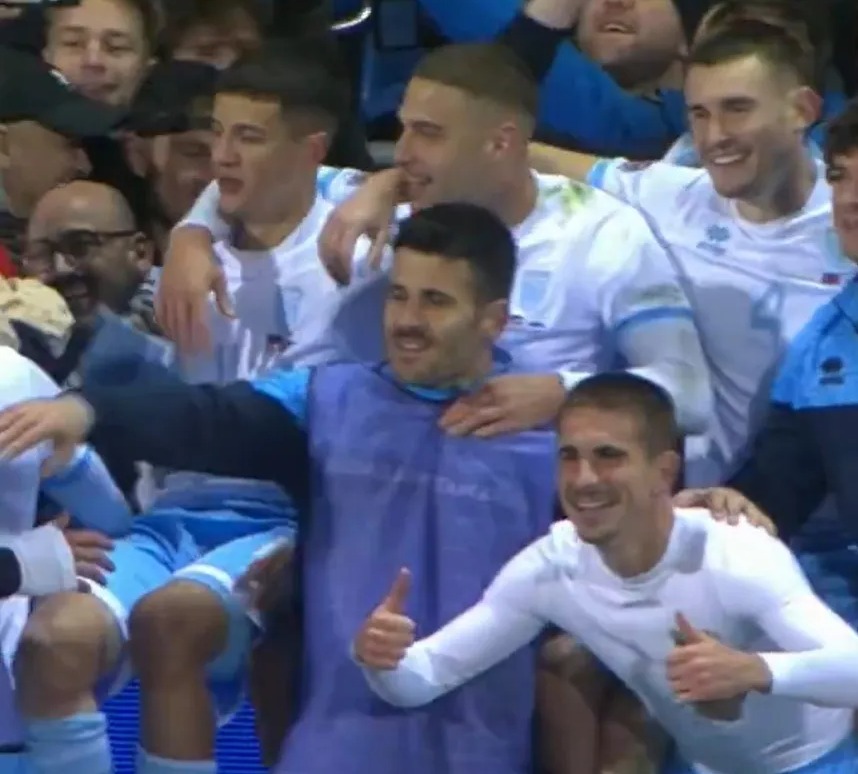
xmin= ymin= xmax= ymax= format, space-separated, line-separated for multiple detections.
xmin=572 ymin=458 xmax=600 ymax=487
xmin=82 ymin=40 xmax=107 ymax=69
xmin=603 ymin=0 xmax=633 ymax=10
xmin=211 ymin=134 xmax=238 ymax=169
xmin=393 ymin=129 xmax=413 ymax=168
xmin=702 ymin=115 xmax=730 ymax=149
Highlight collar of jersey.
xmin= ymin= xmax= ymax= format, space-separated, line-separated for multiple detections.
xmin=377 ymin=347 xmax=513 ymax=403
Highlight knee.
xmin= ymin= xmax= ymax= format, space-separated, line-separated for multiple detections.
xmin=15 ymin=592 xmax=115 ymax=692
xmin=129 ymin=580 xmax=227 ymax=667
xmin=538 ymin=634 xmax=611 ymax=698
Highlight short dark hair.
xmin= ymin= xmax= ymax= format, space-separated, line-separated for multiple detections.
xmin=411 ymin=43 xmax=538 ymax=123
xmin=700 ymin=0 xmax=831 ymax=90
xmin=216 ymin=39 xmax=350 ymax=136
xmin=393 ymin=203 xmax=516 ymax=304
xmin=687 ymin=18 xmax=815 ymax=88
xmin=561 ymin=373 xmax=680 ymax=457
xmin=824 ymin=98 xmax=858 ymax=164
xmin=159 ymin=0 xmax=264 ymax=56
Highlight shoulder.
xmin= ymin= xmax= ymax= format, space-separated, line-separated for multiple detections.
xmin=486 ymin=520 xmax=581 ymax=604
xmin=690 ymin=510 xmax=805 ymax=601
xmin=591 ymin=157 xmax=707 ymax=194
xmin=770 ymin=292 xmax=849 ymax=407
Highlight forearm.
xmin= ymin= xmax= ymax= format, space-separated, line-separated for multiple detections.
xmin=40 ymin=446 xmax=132 ymax=537
xmin=560 ymin=317 xmax=712 ymax=434
xmin=361 ymin=599 xmax=543 ymax=708
xmin=758 ymin=648 xmax=858 ymax=707
xmin=528 ymin=142 xmax=599 ymax=180
xmin=497 ymin=4 xmax=573 ymax=83
xmin=80 ymin=380 xmax=308 ymax=485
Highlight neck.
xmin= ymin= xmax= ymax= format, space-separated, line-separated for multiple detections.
xmin=736 ymin=150 xmax=817 ymax=224
xmin=614 ymin=58 xmax=684 ymax=96
xmin=600 ymin=502 xmax=674 ymax=578
xmin=490 ymin=164 xmax=539 ymax=227
xmin=233 ymin=185 xmax=316 ymax=251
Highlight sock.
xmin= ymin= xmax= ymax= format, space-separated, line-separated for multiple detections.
xmin=25 ymin=712 xmax=111 ymax=774
xmin=137 ymin=748 xmax=216 ymax=774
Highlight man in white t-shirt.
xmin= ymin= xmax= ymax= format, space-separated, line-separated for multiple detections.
xmin=158 ymin=43 xmax=712 ymax=442
xmin=11 ymin=44 xmax=352 ymax=774
xmin=354 ymin=372 xmax=858 ymax=774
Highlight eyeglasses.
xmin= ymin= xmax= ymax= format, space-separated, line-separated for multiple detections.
xmin=23 ymin=229 xmax=137 ymax=274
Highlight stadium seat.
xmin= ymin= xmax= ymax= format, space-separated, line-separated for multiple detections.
xmin=105 ymin=681 xmax=265 ymax=773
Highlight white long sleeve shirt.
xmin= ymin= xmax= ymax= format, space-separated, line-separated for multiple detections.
xmin=362 ymin=509 xmax=858 ymax=774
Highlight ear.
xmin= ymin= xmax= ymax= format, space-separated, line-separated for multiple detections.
xmin=790 ymin=86 xmax=822 ymax=134
xmin=304 ymin=131 xmax=329 ymax=166
xmin=123 ymin=133 xmax=151 ymax=178
xmin=487 ymin=121 xmax=518 ymax=160
xmin=655 ymin=449 xmax=682 ymax=494
xmin=0 ymin=125 xmax=10 ymax=172
xmin=479 ymin=298 xmax=509 ymax=342
xmin=130 ymin=233 xmax=154 ymax=273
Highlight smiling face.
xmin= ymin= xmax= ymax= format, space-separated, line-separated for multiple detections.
xmin=577 ymin=0 xmax=685 ymax=84
xmin=557 ymin=405 xmax=676 ymax=547
xmin=685 ymin=54 xmax=814 ymax=202
xmin=383 ymin=246 xmax=506 ymax=387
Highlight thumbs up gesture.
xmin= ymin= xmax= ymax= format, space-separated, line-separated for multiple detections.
xmin=353 ymin=568 xmax=417 ymax=670
xmin=667 ymin=613 xmax=771 ymax=715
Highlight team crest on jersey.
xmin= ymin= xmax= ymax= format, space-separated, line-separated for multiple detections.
xmin=696 ymin=224 xmax=731 ymax=256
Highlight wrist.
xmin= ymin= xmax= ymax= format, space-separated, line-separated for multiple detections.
xmin=744 ymin=652 xmax=773 ymax=694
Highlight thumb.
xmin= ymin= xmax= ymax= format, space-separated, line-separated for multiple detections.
xmin=673 ymin=612 xmax=704 ymax=645
xmin=381 ymin=567 xmax=411 ymax=613
xmin=212 ymin=271 xmax=235 ymax=318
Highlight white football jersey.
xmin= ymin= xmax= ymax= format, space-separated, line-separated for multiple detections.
xmin=588 ymin=159 xmax=850 ymax=483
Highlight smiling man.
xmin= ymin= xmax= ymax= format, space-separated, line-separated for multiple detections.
xmin=353 ymin=371 xmax=858 ymax=773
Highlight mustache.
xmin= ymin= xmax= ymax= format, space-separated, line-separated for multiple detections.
xmin=391 ymin=327 xmax=432 ymax=341
xmin=49 ymin=271 xmax=98 ymax=294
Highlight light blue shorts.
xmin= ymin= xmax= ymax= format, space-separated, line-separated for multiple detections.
xmin=662 ymin=735 xmax=858 ymax=773
xmin=83 ymin=511 xmax=295 ymax=719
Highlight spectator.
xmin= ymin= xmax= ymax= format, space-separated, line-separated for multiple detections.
xmin=0 ymin=201 xmax=559 ymax=774
xmin=0 ymin=46 xmax=125 ymax=261
xmin=159 ymin=0 xmax=264 ymax=69
xmin=123 ymin=59 xmax=218 ymax=254
xmin=42 ymin=0 xmax=158 ymax=107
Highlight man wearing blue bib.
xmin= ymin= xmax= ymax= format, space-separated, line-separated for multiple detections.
xmin=0 ymin=202 xmax=559 ymax=774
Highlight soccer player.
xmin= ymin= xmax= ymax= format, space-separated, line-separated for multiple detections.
xmin=522 ymin=21 xmax=848 ymax=486
xmin=0 ymin=203 xmax=560 ymax=774
xmin=0 ymin=343 xmax=132 ymax=774
xmin=354 ymin=372 xmax=858 ymax=773
xmin=10 ymin=43 xmax=353 ymax=774
xmin=157 ymin=42 xmax=712 ymax=440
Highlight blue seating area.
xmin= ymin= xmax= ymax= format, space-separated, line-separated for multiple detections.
xmin=105 ymin=682 xmax=266 ymax=773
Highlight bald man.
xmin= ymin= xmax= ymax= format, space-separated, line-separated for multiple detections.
xmin=24 ymin=181 xmax=155 ymax=331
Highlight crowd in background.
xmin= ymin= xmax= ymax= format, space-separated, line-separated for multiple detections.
xmin=0 ymin=0 xmax=856 ymax=773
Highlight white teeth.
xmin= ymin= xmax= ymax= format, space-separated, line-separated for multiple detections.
xmin=397 ymin=340 xmax=426 ymax=351
xmin=711 ymin=155 xmax=744 ymax=165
